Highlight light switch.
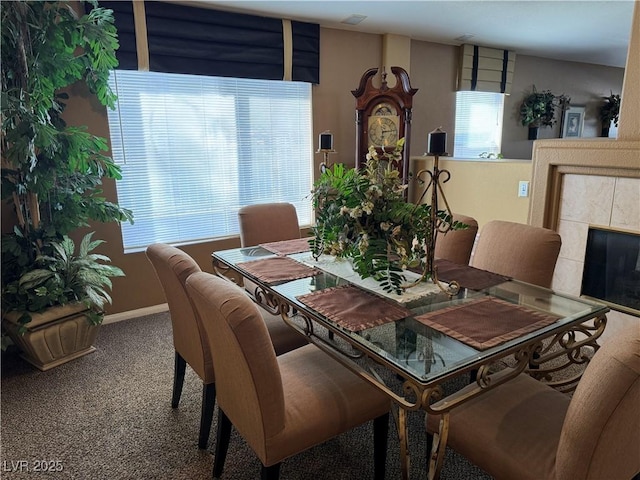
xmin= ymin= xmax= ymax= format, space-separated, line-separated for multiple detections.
xmin=518 ymin=181 xmax=529 ymax=197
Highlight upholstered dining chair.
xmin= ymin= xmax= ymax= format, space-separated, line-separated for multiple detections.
xmin=470 ymin=220 xmax=562 ymax=288
xmin=185 ymin=272 xmax=392 ymax=480
xmin=434 ymin=214 xmax=478 ymax=265
xmin=425 ymin=325 xmax=640 ymax=480
xmin=145 ymin=244 xmax=306 ymax=449
xmin=238 ymin=202 xmax=301 ymax=247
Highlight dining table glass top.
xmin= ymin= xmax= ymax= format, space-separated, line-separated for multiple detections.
xmin=212 ymin=245 xmax=609 ymax=384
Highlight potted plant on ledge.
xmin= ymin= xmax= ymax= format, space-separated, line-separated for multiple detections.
xmin=1 ymin=1 xmax=133 ymax=370
xmin=519 ymin=86 xmax=563 ymax=140
xmin=598 ymin=92 xmax=621 ymax=137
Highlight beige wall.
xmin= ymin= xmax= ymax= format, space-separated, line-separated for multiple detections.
xmin=409 ymin=157 xmax=532 ymax=228
xmin=7 ymin=12 xmax=628 ymax=316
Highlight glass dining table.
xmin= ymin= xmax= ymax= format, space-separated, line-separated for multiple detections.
xmin=212 ymin=240 xmax=609 ymax=480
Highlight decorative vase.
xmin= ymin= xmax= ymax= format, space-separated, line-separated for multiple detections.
xmin=3 ymin=303 xmax=99 ymax=371
xmin=528 ymin=126 xmax=539 ymax=140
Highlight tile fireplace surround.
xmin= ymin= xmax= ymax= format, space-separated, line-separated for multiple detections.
xmin=529 ymin=138 xmax=640 ymax=340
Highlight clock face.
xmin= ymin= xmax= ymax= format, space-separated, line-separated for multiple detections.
xmin=368 ymin=116 xmax=399 ymax=147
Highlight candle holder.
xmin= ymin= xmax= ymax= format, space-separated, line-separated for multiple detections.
xmin=317 ymin=131 xmax=336 ymax=173
xmin=414 ymin=129 xmax=460 ymax=296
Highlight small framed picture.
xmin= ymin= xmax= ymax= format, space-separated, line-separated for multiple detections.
xmin=561 ymin=106 xmax=585 ymax=138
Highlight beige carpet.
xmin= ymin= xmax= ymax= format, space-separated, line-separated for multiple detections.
xmin=1 ymin=312 xmax=491 ymax=479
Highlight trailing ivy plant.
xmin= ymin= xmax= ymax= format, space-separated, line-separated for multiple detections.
xmin=519 ymin=85 xmax=561 ymax=128
xmin=1 ymin=1 xmax=133 ymax=329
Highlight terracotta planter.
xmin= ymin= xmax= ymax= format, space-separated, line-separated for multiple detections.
xmin=3 ymin=303 xmax=99 ymax=371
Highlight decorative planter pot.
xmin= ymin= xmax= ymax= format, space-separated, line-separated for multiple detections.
xmin=600 ymin=126 xmax=610 ymax=137
xmin=528 ymin=126 xmax=539 ymax=140
xmin=3 ymin=303 xmax=99 ymax=371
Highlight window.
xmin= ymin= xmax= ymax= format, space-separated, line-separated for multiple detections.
xmin=107 ymin=70 xmax=313 ymax=253
xmin=454 ymin=91 xmax=504 ymax=158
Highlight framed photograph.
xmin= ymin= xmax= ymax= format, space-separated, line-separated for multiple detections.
xmin=562 ymin=106 xmax=585 ymax=138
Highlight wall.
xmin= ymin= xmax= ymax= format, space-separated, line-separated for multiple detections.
xmin=504 ymin=56 xmax=625 ymax=159
xmin=409 ymin=157 xmax=532 ymax=228
xmin=3 ymin=11 xmax=627 ymax=317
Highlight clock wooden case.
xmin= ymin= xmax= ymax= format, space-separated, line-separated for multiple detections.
xmin=352 ymin=66 xmax=418 ymax=184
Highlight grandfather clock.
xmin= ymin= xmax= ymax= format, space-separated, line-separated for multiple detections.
xmin=352 ymin=66 xmax=418 ymax=184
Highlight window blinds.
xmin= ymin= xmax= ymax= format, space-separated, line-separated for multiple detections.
xmin=457 ymin=44 xmax=515 ymax=94
xmin=99 ymin=1 xmax=320 ymax=83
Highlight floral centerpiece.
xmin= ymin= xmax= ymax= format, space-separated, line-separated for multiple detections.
xmin=310 ymin=139 xmax=461 ymax=294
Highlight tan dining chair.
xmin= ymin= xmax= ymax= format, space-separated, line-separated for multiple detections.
xmin=434 ymin=213 xmax=478 ymax=265
xmin=145 ymin=244 xmax=306 ymax=449
xmin=425 ymin=325 xmax=640 ymax=480
xmin=238 ymin=202 xmax=301 ymax=247
xmin=185 ymin=272 xmax=391 ymax=480
xmin=470 ymin=220 xmax=562 ymax=288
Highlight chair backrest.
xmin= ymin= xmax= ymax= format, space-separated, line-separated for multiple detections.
xmin=145 ymin=244 xmax=213 ymax=382
xmin=434 ymin=214 xmax=479 ymax=265
xmin=238 ymin=202 xmax=301 ymax=247
xmin=555 ymin=325 xmax=640 ymax=480
xmin=185 ymin=272 xmax=285 ymax=457
xmin=470 ymin=220 xmax=561 ymax=287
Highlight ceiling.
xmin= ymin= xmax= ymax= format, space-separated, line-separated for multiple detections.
xmin=202 ymin=0 xmax=635 ymax=68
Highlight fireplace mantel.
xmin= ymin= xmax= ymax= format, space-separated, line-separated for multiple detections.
xmin=529 ymin=138 xmax=640 ymax=230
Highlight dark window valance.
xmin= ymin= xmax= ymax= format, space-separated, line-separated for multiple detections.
xmin=98 ymin=1 xmax=319 ymax=83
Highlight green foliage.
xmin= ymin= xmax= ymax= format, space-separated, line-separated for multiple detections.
xmin=310 ymin=139 xmax=461 ymax=295
xmin=1 ymin=1 xmax=133 ymax=327
xmin=3 ymin=233 xmax=124 ymax=332
xmin=599 ymin=92 xmax=621 ymax=126
xmin=519 ymin=85 xmax=565 ymax=128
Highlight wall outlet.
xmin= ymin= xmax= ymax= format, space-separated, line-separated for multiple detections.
xmin=518 ymin=181 xmax=529 ymax=197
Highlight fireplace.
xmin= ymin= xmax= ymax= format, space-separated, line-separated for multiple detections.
xmin=581 ymin=226 xmax=640 ymax=315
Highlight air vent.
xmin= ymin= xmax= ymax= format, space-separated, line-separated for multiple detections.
xmin=341 ymin=14 xmax=367 ymax=25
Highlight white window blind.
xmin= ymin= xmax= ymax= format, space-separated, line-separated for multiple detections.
xmin=107 ymin=70 xmax=313 ymax=252
xmin=454 ymin=91 xmax=504 ymax=158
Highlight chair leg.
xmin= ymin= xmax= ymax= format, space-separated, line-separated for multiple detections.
xmin=172 ymin=351 xmax=187 ymax=408
xmin=261 ymin=463 xmax=281 ymax=480
xmin=373 ymin=412 xmax=390 ymax=480
xmin=213 ymin=409 xmax=232 ymax=478
xmin=198 ymin=383 xmax=216 ymax=449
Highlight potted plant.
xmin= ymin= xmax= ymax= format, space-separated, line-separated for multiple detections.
xmin=598 ymin=92 xmax=621 ymax=137
xmin=1 ymin=1 xmax=133 ymax=368
xmin=519 ymin=86 xmax=563 ymax=140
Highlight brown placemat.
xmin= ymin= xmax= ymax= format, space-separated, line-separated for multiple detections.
xmin=297 ymin=285 xmax=412 ymax=332
xmin=237 ymin=257 xmax=317 ymax=284
xmin=414 ymin=296 xmax=560 ymax=350
xmin=260 ymin=237 xmax=312 ymax=256
xmin=434 ymin=259 xmax=510 ymax=290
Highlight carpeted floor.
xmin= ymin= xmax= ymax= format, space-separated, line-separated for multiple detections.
xmin=1 ymin=312 xmax=492 ymax=479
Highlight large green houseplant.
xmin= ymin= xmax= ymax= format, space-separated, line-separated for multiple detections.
xmin=1 ymin=1 xmax=133 ymax=366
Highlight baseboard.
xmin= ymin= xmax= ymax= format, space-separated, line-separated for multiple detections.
xmin=103 ymin=303 xmax=169 ymax=325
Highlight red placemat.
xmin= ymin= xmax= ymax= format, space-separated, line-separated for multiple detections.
xmin=434 ymin=259 xmax=510 ymax=290
xmin=260 ymin=237 xmax=312 ymax=256
xmin=237 ymin=257 xmax=317 ymax=284
xmin=297 ymin=285 xmax=412 ymax=332
xmin=414 ymin=296 xmax=559 ymax=350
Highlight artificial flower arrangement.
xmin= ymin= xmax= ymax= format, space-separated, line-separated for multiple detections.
xmin=310 ymin=138 xmax=463 ymax=294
